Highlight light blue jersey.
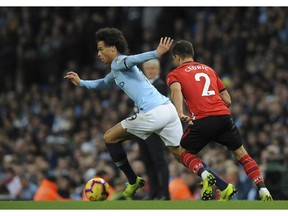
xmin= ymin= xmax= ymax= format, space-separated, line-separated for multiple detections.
xmin=79 ymin=50 xmax=170 ymax=113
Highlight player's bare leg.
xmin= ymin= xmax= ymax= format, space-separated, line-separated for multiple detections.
xmin=103 ymin=123 xmax=137 ymax=143
xmin=167 ymin=145 xmax=186 ymax=163
xmin=103 ymin=123 xmax=145 ymax=198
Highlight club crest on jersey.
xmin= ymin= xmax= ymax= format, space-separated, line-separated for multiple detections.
xmin=117 ymin=56 xmax=125 ymax=65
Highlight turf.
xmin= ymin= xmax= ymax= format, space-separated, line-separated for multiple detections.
xmin=0 ymin=200 xmax=287 ymax=209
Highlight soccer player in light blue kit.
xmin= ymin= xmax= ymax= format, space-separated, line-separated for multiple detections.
xmin=65 ymin=27 xmax=235 ymax=200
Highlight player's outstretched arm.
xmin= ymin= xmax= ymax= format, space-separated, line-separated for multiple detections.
xmin=156 ymin=37 xmax=174 ymax=57
xmin=64 ymin=71 xmax=81 ymax=86
xmin=65 ymin=71 xmax=111 ymax=90
xmin=113 ymin=36 xmax=173 ymax=70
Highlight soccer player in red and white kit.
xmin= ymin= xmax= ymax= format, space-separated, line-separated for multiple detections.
xmin=166 ymin=40 xmax=273 ymax=201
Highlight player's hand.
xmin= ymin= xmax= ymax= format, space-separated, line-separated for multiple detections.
xmin=156 ymin=37 xmax=173 ymax=57
xmin=64 ymin=71 xmax=81 ymax=86
xmin=179 ymin=114 xmax=194 ymax=125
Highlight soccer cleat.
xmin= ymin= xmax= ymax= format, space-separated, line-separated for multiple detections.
xmin=219 ymin=183 xmax=238 ymax=201
xmin=260 ymin=192 xmax=273 ymax=201
xmin=201 ymin=172 xmax=216 ymax=200
xmin=123 ymin=176 xmax=145 ymax=198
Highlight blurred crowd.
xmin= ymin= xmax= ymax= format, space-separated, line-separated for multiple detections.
xmin=0 ymin=7 xmax=287 ymax=201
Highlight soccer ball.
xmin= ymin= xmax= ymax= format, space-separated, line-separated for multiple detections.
xmin=84 ymin=177 xmax=110 ymax=201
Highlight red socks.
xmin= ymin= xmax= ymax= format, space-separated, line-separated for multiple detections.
xmin=181 ymin=152 xmax=204 ymax=175
xmin=181 ymin=152 xmax=265 ymax=188
xmin=239 ymin=154 xmax=264 ymax=185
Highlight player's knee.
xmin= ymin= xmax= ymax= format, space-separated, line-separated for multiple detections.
xmin=104 ymin=130 xmax=123 ymax=143
xmin=103 ymin=131 xmax=112 ymax=143
xmin=168 ymin=146 xmax=183 ymax=163
xmin=233 ymin=145 xmax=248 ymax=160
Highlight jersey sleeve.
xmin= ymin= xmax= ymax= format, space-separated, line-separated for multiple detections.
xmin=111 ymin=51 xmax=159 ymax=70
xmin=79 ymin=72 xmax=114 ymax=89
xmin=166 ymin=72 xmax=179 ymax=87
xmin=79 ymin=79 xmax=107 ymax=89
xmin=216 ymin=75 xmax=226 ymax=92
xmin=103 ymin=72 xmax=115 ymax=86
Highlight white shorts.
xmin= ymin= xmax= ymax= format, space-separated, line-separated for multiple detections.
xmin=121 ymin=103 xmax=183 ymax=147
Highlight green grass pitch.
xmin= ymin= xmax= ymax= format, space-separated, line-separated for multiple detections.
xmin=0 ymin=200 xmax=287 ymax=209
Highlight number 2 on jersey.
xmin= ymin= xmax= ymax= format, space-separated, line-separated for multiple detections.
xmin=194 ymin=72 xmax=215 ymax=96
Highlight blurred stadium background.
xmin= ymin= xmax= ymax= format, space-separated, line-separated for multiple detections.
xmin=0 ymin=7 xmax=287 ymax=201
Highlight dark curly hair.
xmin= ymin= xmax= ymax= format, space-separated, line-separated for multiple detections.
xmin=96 ymin=27 xmax=129 ymax=54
